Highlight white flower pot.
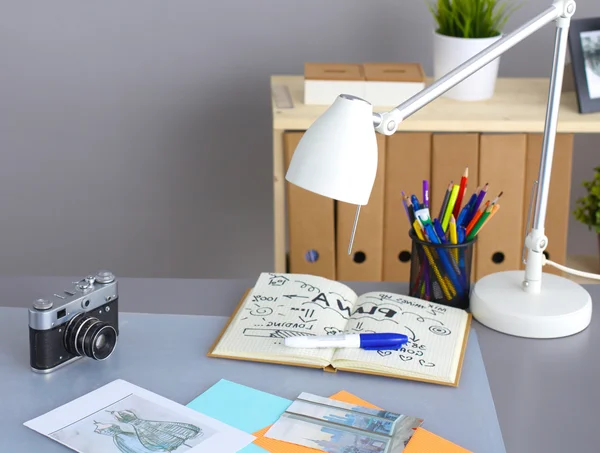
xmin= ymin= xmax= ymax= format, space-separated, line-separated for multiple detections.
xmin=433 ymin=32 xmax=502 ymax=101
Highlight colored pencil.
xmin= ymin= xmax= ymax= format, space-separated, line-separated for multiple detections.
xmin=442 ymin=184 xmax=460 ymax=231
xmin=467 ymin=205 xmax=493 ymax=241
xmin=449 ymin=215 xmax=458 ymax=262
xmin=401 ymin=191 xmax=411 ymax=224
xmin=423 ymin=180 xmax=430 ymax=208
xmin=489 ymin=191 xmax=504 ymax=206
xmin=480 ymin=204 xmax=501 ymax=229
xmin=467 ymin=191 xmax=502 ymax=234
xmin=471 ymin=183 xmax=489 ymax=214
xmin=406 ymin=195 xmax=416 ymax=224
xmin=438 ymin=182 xmax=453 ymax=223
xmin=453 ymin=167 xmax=468 ymax=219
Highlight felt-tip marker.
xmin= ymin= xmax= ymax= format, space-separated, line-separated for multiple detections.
xmin=284 ymin=333 xmax=409 ymax=350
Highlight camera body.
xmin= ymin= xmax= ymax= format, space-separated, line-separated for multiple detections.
xmin=28 ymin=270 xmax=119 ymax=373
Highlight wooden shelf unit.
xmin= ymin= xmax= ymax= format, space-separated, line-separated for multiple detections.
xmin=271 ymin=75 xmax=600 ymax=280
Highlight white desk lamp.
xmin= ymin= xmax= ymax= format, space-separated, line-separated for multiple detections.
xmin=285 ymin=0 xmax=593 ymax=339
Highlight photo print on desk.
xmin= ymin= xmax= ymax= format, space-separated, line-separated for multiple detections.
xmin=265 ymin=392 xmax=423 ymax=453
xmin=51 ymin=394 xmax=214 ymax=453
xmin=24 ymin=380 xmax=255 ymax=453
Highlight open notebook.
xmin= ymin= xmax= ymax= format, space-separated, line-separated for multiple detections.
xmin=209 ymin=273 xmax=471 ymax=386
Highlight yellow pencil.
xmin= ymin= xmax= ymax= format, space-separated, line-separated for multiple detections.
xmin=449 ymin=215 xmax=458 ymax=262
xmin=442 ymin=184 xmax=460 ymax=232
xmin=413 ymin=220 xmax=453 ymax=301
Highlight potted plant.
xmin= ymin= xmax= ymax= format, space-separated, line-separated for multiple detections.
xmin=426 ymin=0 xmax=519 ymax=101
xmin=574 ymin=166 xmax=600 ymax=255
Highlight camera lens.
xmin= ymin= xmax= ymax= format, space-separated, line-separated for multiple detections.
xmin=63 ymin=313 xmax=117 ymax=361
xmin=84 ymin=323 xmax=117 ymax=360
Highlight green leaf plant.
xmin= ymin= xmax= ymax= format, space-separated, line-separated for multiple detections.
xmin=574 ymin=166 xmax=600 ymax=233
xmin=426 ymin=0 xmax=521 ymax=39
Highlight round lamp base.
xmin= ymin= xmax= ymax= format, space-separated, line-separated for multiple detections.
xmin=470 ymin=271 xmax=592 ymax=338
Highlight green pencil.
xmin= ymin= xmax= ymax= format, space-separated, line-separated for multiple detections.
xmin=467 ymin=205 xmax=493 ymax=241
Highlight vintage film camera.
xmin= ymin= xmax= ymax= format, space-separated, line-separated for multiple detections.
xmin=28 ymin=270 xmax=119 ymax=373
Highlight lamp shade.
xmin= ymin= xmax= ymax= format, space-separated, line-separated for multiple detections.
xmin=285 ymin=94 xmax=378 ymax=205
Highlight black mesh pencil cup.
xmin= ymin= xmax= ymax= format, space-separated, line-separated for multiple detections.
xmin=409 ymin=230 xmax=475 ymax=310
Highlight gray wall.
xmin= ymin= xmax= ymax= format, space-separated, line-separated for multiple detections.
xmin=0 ymin=0 xmax=597 ymax=278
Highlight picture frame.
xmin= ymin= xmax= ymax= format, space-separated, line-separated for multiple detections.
xmin=568 ymin=17 xmax=600 ymax=113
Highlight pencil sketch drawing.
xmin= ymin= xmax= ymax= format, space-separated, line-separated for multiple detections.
xmin=50 ymin=394 xmax=215 ymax=453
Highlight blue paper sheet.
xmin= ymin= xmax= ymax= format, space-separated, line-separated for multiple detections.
xmin=187 ymin=379 xmax=292 ymax=453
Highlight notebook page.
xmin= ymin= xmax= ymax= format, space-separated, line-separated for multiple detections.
xmin=331 ymin=292 xmax=468 ymax=382
xmin=212 ymin=273 xmax=358 ymax=365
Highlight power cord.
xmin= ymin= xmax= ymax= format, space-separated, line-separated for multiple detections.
xmin=543 ymin=256 xmax=600 ymax=281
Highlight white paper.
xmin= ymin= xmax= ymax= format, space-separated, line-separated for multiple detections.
xmin=24 ymin=379 xmax=255 ymax=453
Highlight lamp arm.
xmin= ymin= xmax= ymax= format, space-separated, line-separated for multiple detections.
xmin=372 ymin=0 xmax=575 ymax=135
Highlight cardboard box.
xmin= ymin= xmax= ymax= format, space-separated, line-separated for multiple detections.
xmin=363 ymin=62 xmax=426 ymax=106
xmin=304 ymin=63 xmax=365 ymax=105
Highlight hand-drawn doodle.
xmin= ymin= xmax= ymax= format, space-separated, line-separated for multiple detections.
xmin=268 ymin=274 xmax=289 ymax=286
xmin=399 ymin=355 xmax=413 ymax=362
xmin=353 ymin=322 xmax=364 ymax=331
xmin=105 ymin=409 xmax=202 ymax=451
xmin=328 ymin=291 xmax=352 ymax=304
xmin=324 ymin=326 xmax=344 ymax=335
xmin=401 ymin=312 xmax=443 ymax=325
xmin=243 ymin=328 xmax=315 ymax=339
xmin=425 ymin=304 xmax=447 ymax=317
xmin=241 ymin=317 xmax=248 ymax=320
xmin=303 ymin=293 xmax=352 ymax=319
xmin=245 ymin=304 xmax=274 ymax=321
xmin=290 ymin=307 xmax=316 ymax=323
xmin=399 ymin=348 xmax=424 ymax=357
xmin=377 ymin=350 xmax=392 ymax=357
xmin=283 ymin=294 xmax=309 ymax=300
xmin=429 ymin=325 xmax=452 ymax=336
xmin=294 ymin=280 xmax=320 ymax=292
xmin=291 ymin=308 xmax=315 ymax=317
xmin=365 ymin=294 xmax=395 ymax=302
xmin=348 ymin=313 xmax=399 ymax=325
xmin=418 ymin=359 xmax=435 ymax=367
xmin=409 ymin=343 xmax=426 ymax=350
xmin=252 ymin=294 xmax=278 ymax=303
xmin=404 ymin=326 xmax=419 ymax=343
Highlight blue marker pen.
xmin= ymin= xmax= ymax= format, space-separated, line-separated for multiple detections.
xmin=458 ymin=226 xmax=466 ymax=244
xmin=433 ymin=219 xmax=448 ymax=244
xmin=410 ymin=195 xmax=421 ymax=212
xmin=284 ymin=333 xmax=409 ymax=351
xmin=457 ymin=204 xmax=471 ymax=228
xmin=462 ymin=193 xmax=478 ymax=225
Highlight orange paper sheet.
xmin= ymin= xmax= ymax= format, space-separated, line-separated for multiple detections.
xmin=252 ymin=390 xmax=471 ymax=453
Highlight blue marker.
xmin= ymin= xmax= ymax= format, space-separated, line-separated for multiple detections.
xmin=433 ymin=219 xmax=448 ymax=244
xmin=462 ymin=193 xmax=478 ymax=225
xmin=458 ymin=226 xmax=466 ymax=244
xmin=410 ymin=195 xmax=421 ymax=212
xmin=456 ymin=203 xmax=471 ymax=228
xmin=284 ymin=333 xmax=409 ymax=351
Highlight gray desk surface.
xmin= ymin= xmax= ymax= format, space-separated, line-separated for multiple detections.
xmin=2 ymin=276 xmax=599 ymax=453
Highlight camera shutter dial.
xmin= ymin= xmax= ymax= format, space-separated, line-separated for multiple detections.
xmin=33 ymin=298 xmax=53 ymax=310
xmin=95 ymin=270 xmax=115 ymax=284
